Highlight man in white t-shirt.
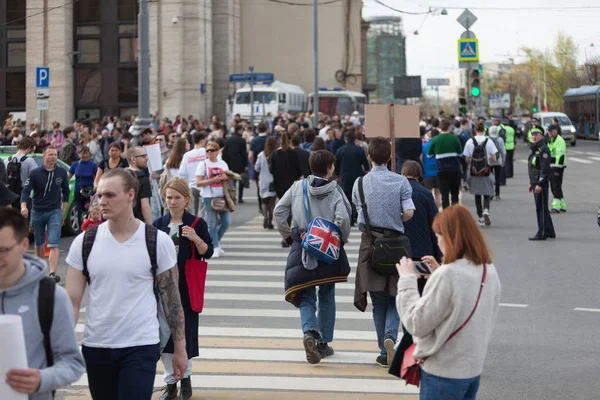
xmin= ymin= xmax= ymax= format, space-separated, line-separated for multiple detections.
xmin=179 ymin=132 xmax=207 ymax=216
xmin=65 ymin=168 xmax=187 ymax=399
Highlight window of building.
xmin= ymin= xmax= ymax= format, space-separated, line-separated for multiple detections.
xmin=7 ymin=42 xmax=25 ymax=67
xmin=76 ymin=108 xmax=102 ymax=120
xmin=76 ymin=26 xmax=101 ymax=35
xmin=119 ymin=38 xmax=135 ymax=63
xmin=6 ymin=28 xmax=25 ymax=39
xmin=5 ymin=72 xmax=25 ymax=107
xmin=1 ymin=0 xmax=27 ymax=116
xmin=74 ymin=0 xmax=101 ymax=23
xmin=118 ymin=24 xmax=136 ymax=34
xmin=120 ymin=107 xmax=138 ymax=119
xmin=75 ymin=69 xmax=102 ymax=104
xmin=77 ymin=39 xmax=101 ymax=64
xmin=118 ymin=68 xmax=138 ymax=103
xmin=6 ymin=0 xmax=25 ymax=26
xmin=118 ymin=0 xmax=138 ymax=21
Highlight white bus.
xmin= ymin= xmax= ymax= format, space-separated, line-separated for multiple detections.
xmin=232 ymin=81 xmax=305 ymax=125
xmin=307 ymin=88 xmax=366 ymax=117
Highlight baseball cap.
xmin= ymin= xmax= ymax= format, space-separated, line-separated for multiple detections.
xmin=547 ymin=125 xmax=558 ymax=132
xmin=530 ymin=128 xmax=544 ymax=136
xmin=491 ymin=115 xmax=500 ymax=120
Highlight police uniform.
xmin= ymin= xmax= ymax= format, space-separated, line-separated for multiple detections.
xmin=547 ymin=125 xmax=567 ymax=213
xmin=528 ymin=129 xmax=556 ymax=240
xmin=499 ymin=119 xmax=516 ymax=178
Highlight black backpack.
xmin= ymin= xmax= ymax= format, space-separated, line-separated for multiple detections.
xmin=6 ymin=155 xmax=27 ymax=195
xmin=38 ymin=277 xmax=56 ymax=398
xmin=470 ymin=138 xmax=490 ymax=177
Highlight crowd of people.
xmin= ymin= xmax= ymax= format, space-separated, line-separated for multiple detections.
xmin=9 ymin=106 xmax=582 ymax=399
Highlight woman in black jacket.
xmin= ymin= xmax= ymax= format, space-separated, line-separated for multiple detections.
xmin=269 ymin=132 xmax=302 ymax=199
xmin=153 ymin=178 xmax=213 ymax=400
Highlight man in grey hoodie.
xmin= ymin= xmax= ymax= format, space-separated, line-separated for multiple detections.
xmin=0 ymin=207 xmax=85 ymax=399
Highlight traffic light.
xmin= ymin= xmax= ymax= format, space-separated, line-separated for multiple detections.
xmin=532 ymin=106 xmax=538 ymax=113
xmin=458 ymin=88 xmax=467 ymax=114
xmin=477 ymin=64 xmax=483 ymax=74
xmin=471 ymin=69 xmax=480 ymax=97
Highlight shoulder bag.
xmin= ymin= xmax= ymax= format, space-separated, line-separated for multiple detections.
xmin=184 ymin=217 xmax=209 ymax=313
xmin=358 ymin=177 xmax=412 ymax=276
xmin=77 ymin=161 xmax=94 ymax=199
xmin=396 ymin=264 xmax=488 ymax=387
xmin=204 ymin=161 xmax=228 ymax=212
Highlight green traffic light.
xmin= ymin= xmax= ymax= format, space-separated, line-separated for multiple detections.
xmin=471 ymin=87 xmax=480 ymax=97
xmin=532 ymin=107 xmax=538 ymax=112
xmin=478 ymin=66 xmax=483 ymax=73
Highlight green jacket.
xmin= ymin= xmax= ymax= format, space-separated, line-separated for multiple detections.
xmin=499 ymin=124 xmax=515 ymax=150
xmin=548 ymin=134 xmax=566 ymax=168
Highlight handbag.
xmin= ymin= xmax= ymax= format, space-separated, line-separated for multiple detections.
xmin=241 ymin=172 xmax=250 ymax=189
xmin=357 ymin=177 xmax=412 ymax=275
xmin=300 ymin=179 xmax=342 ymax=264
xmin=204 ymin=161 xmax=228 ymax=212
xmin=395 ymin=264 xmax=488 ymax=387
xmin=184 ymin=217 xmax=209 ymax=313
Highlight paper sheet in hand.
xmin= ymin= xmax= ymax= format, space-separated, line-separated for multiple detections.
xmin=0 ymin=315 xmax=28 ymax=400
xmin=144 ymin=143 xmax=163 ymax=173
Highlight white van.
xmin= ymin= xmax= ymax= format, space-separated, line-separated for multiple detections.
xmin=533 ymin=112 xmax=577 ymax=146
xmin=232 ymin=81 xmax=305 ymax=125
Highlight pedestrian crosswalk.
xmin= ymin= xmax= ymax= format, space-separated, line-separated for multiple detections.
xmin=61 ymin=215 xmax=420 ymax=399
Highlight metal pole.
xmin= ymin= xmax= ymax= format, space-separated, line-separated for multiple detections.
xmin=537 ymin=67 xmax=541 ymax=112
xmin=250 ymin=67 xmax=254 ymax=128
xmin=313 ymin=0 xmax=319 ymax=127
xmin=543 ymin=63 xmax=547 ymax=111
xmin=133 ymin=0 xmax=151 ymax=143
xmin=436 ymin=86 xmax=440 ymax=116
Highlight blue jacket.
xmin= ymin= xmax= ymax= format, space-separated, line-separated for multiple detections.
xmin=153 ymin=211 xmax=214 ymax=309
xmin=422 ymin=141 xmax=437 ymax=178
xmin=21 ymin=166 xmax=70 ymax=211
xmin=403 ymin=179 xmax=442 ymax=262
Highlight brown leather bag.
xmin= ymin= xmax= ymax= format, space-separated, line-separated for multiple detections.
xmin=210 ymin=197 xmax=227 ymax=212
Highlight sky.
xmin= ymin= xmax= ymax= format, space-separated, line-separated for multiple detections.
xmin=362 ymin=0 xmax=600 ymax=97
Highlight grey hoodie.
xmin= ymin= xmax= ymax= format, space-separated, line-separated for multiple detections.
xmin=0 ymin=255 xmax=85 ymax=399
xmin=274 ymin=176 xmax=352 ymax=243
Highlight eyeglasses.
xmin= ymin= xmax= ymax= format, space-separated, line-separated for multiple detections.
xmin=0 ymin=242 xmax=19 ymax=256
xmin=206 ymin=149 xmax=217 ymax=153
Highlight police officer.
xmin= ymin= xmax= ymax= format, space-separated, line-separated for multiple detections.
xmin=527 ymin=117 xmax=543 ymax=144
xmin=499 ymin=118 xmax=516 ymax=178
xmin=547 ymin=125 xmax=567 ymax=213
xmin=528 ymin=128 xmax=556 ymax=240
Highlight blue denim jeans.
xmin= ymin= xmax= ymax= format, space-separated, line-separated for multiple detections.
xmin=299 ymin=283 xmax=336 ymax=343
xmin=82 ymin=344 xmax=160 ymax=400
xmin=202 ymin=198 xmax=231 ymax=248
xmin=370 ymin=291 xmax=399 ymax=356
xmin=31 ymin=208 xmax=62 ymax=248
xmin=420 ymin=369 xmax=481 ymax=400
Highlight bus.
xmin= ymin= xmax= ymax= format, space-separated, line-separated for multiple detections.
xmin=563 ymin=85 xmax=600 ymax=138
xmin=307 ymin=89 xmax=366 ymax=117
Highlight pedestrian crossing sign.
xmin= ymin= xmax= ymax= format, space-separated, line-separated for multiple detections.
xmin=458 ymin=38 xmax=479 ymax=62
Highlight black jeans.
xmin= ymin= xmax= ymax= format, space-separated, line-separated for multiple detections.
xmin=533 ymin=182 xmax=556 ymax=238
xmin=474 ymin=195 xmax=491 ymax=218
xmin=492 ymin=165 xmax=502 ymax=197
xmin=550 ymin=168 xmax=564 ymax=199
xmin=82 ymin=344 xmax=160 ymax=400
xmin=438 ymin=170 xmax=461 ymax=209
xmin=506 ymin=149 xmax=515 ymax=178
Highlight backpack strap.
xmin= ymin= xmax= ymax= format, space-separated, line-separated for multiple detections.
xmin=357 ymin=177 xmax=372 ymax=238
xmin=38 ymin=277 xmax=56 ymax=368
xmin=302 ymin=179 xmax=310 ymax=224
xmin=81 ymin=226 xmax=100 ymax=285
xmin=145 ymin=224 xmax=160 ymax=303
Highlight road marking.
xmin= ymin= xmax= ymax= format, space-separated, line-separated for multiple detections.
xmin=569 ymin=157 xmax=593 ymax=164
xmin=206 ymin=280 xmax=355 ymax=289
xmin=208 ymin=269 xmax=358 ymax=277
xmin=499 ymin=303 xmax=528 ymax=308
xmin=587 ymin=156 xmax=600 ymax=162
xmin=574 ymin=307 xmax=600 ymax=313
xmin=216 ymin=244 xmax=361 ymax=251
xmin=201 ymin=308 xmax=371 ymax=320
xmin=208 ymin=259 xmax=359 ymax=266
xmin=71 ymin=374 xmax=419 ymax=394
xmin=211 ymin=251 xmax=360 ymax=259
xmin=518 ymin=160 xmax=528 ymax=164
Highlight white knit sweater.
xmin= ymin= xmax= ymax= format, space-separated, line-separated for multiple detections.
xmin=397 ymin=259 xmax=501 ymax=379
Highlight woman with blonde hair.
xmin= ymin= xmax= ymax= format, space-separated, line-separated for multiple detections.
xmin=152 ymin=178 xmax=213 ymax=400
xmin=396 ymin=204 xmax=501 ymax=400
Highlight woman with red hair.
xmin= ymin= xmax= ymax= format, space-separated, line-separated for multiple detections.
xmin=396 ymin=204 xmax=501 ymax=399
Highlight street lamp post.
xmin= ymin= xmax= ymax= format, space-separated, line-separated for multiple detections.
xmin=313 ymin=0 xmax=319 ymax=127
xmin=132 ymin=0 xmax=152 ymax=144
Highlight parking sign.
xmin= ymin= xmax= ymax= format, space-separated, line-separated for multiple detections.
xmin=36 ymin=67 xmax=50 ymax=88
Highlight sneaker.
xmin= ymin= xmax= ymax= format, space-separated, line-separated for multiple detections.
xmin=267 ymin=224 xmax=275 ymax=230
xmin=477 ymin=218 xmax=485 ymax=227
xmin=49 ymin=273 xmax=60 ymax=283
xmin=219 ymin=247 xmax=225 ymax=255
xmin=303 ymin=331 xmax=322 ymax=364
xmin=383 ymin=335 xmax=396 ymax=367
xmin=318 ymin=342 xmax=334 ymax=358
xmin=212 ymin=247 xmax=220 ymax=258
xmin=551 ymin=208 xmax=560 ymax=214
xmin=376 ymin=354 xmax=388 ymax=367
xmin=159 ymin=384 xmax=178 ymax=400
xmin=180 ymin=377 xmax=192 ymax=400
xmin=483 ymin=209 xmax=491 ymax=226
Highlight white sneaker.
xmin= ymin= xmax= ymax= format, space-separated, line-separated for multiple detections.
xmin=483 ymin=209 xmax=491 ymax=226
xmin=478 ymin=218 xmax=485 ymax=227
xmin=213 ymin=247 xmax=220 ymax=258
xmin=219 ymin=247 xmax=225 ymax=255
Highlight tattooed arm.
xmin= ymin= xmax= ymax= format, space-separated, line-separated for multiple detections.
xmin=156 ymin=266 xmax=188 ymax=379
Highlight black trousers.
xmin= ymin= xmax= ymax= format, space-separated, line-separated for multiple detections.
xmin=438 ymin=170 xmax=461 ymax=209
xmin=256 ymin=175 xmax=262 ymax=211
xmin=474 ymin=195 xmax=491 ymax=218
xmin=550 ymin=168 xmax=565 ymax=200
xmin=492 ymin=165 xmax=502 ymax=197
xmin=506 ymin=149 xmax=515 ymax=178
xmin=533 ymin=182 xmax=556 ymax=238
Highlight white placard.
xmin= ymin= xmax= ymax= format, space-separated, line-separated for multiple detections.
xmin=0 ymin=315 xmax=28 ymax=400
xmin=144 ymin=143 xmax=163 ymax=173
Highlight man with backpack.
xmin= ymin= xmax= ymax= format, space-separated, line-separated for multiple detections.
xmin=5 ymin=137 xmax=38 ymax=208
xmin=1 ymin=207 xmax=85 ymax=399
xmin=65 ymin=168 xmax=188 ymax=398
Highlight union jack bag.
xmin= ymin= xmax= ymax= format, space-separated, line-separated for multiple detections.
xmin=301 ymin=179 xmax=342 ymax=265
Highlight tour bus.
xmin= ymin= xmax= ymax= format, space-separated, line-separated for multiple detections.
xmin=232 ymin=81 xmax=305 ymax=125
xmin=307 ymin=88 xmax=367 ymax=118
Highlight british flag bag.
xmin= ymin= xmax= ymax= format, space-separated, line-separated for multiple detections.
xmin=301 ymin=179 xmax=341 ymax=265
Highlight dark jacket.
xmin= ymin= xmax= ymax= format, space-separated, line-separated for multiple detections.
xmin=59 ymin=140 xmax=79 ymax=165
xmin=404 ymin=179 xmax=442 ymax=261
xmin=329 ymin=138 xmax=344 ymax=155
xmin=284 ymin=228 xmax=351 ymax=307
xmin=335 ymin=142 xmax=369 ymax=196
xmin=153 ymin=211 xmax=214 ymax=309
xmin=270 ymin=148 xmax=302 ymax=198
xmin=395 ymin=138 xmax=423 ymax=172
xmin=527 ymin=141 xmax=551 ymax=186
xmin=21 ymin=166 xmax=70 ymax=211
xmin=293 ymin=147 xmax=311 ymax=178
xmin=223 ymin=134 xmax=248 ymax=173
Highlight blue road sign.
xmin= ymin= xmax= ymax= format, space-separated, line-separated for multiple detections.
xmin=229 ymin=73 xmax=274 ymax=84
xmin=36 ymin=67 xmax=50 ymax=88
xmin=458 ymin=39 xmax=479 ymax=62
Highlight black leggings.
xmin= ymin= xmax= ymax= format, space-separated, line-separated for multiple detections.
xmin=492 ymin=165 xmax=502 ymax=197
xmin=438 ymin=171 xmax=461 ymax=209
xmin=474 ymin=195 xmax=491 ymax=218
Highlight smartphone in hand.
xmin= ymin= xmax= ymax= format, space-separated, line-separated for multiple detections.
xmin=413 ymin=261 xmax=432 ymax=275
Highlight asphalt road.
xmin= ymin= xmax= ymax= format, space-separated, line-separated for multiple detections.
xmin=46 ymin=139 xmax=600 ymax=399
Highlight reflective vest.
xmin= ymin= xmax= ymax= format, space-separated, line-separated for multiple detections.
xmin=548 ymin=134 xmax=566 ymax=168
xmin=499 ymin=124 xmax=515 ymax=150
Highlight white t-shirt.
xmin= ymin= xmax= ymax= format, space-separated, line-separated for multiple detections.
xmin=319 ymin=126 xmax=330 ymax=141
xmin=66 ymin=221 xmax=177 ymax=348
xmin=195 ymin=159 xmax=229 ymax=199
xmin=178 ymin=148 xmax=206 ymax=189
xmin=462 ymin=136 xmax=498 ymax=159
